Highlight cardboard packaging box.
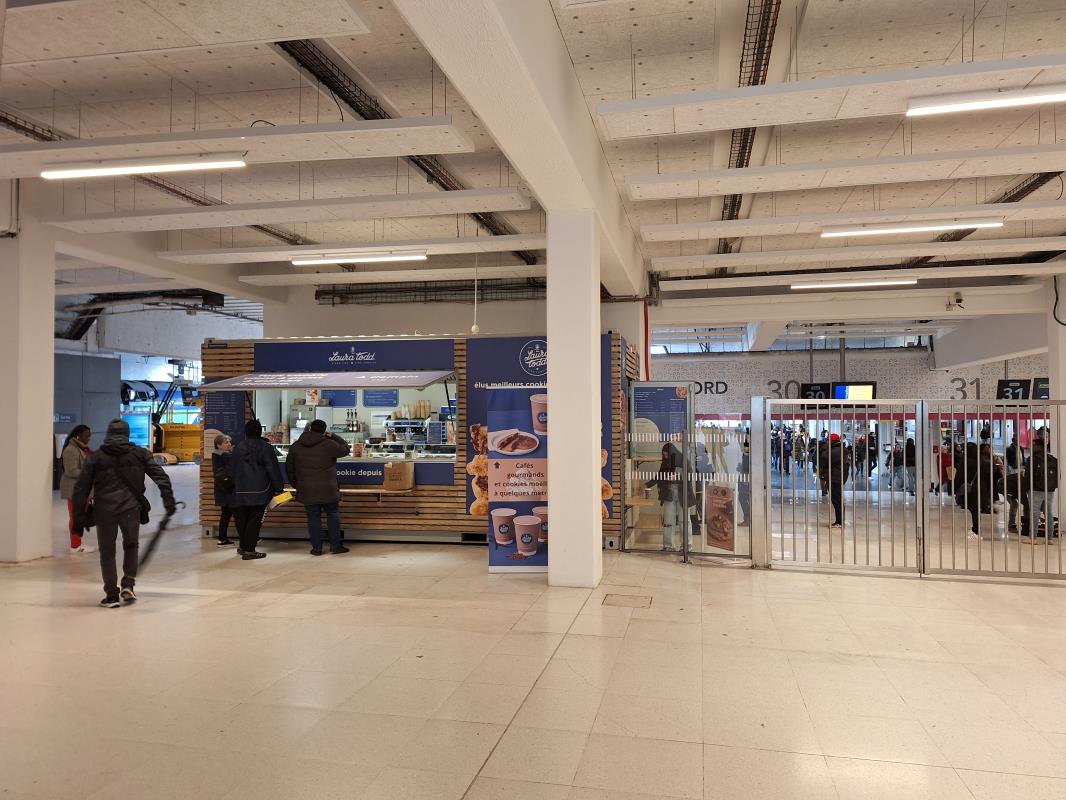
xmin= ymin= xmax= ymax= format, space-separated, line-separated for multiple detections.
xmin=383 ymin=461 xmax=415 ymax=490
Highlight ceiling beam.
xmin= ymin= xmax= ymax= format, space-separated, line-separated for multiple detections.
xmin=390 ymin=0 xmax=644 ymax=295
xmin=55 ymin=279 xmax=187 ymax=297
xmin=932 ymin=313 xmax=1048 ymax=370
xmin=240 ymin=263 xmax=546 ymax=287
xmin=745 ymin=321 xmax=787 ymax=352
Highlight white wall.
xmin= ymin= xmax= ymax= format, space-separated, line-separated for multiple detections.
xmin=652 ymin=349 xmax=1051 ymax=414
xmin=97 ymin=308 xmax=262 ymax=360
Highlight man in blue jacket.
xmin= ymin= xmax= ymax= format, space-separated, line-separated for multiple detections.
xmin=231 ymin=419 xmax=284 ymax=560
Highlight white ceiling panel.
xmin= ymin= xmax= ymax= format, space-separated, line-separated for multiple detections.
xmin=45 ymin=188 xmax=533 ymax=233
xmin=651 ymin=236 xmax=1066 ymax=272
xmin=0 ymin=118 xmax=474 ymax=180
xmin=160 ymin=234 xmax=547 ymax=264
xmin=626 ymin=144 xmax=1066 ymax=201
xmin=240 ymin=264 xmax=547 ymax=286
xmin=642 ymin=199 xmax=1066 ymax=242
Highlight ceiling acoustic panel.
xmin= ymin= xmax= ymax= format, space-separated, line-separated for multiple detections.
xmin=626 ymin=145 xmax=1066 ymax=201
xmin=597 ymin=54 xmax=1066 ymax=139
xmin=45 ymin=188 xmax=532 ymax=234
xmin=240 ymin=264 xmax=547 ymax=287
xmin=160 ymin=234 xmax=548 ymax=264
xmin=0 ymin=118 xmax=473 ymax=180
xmin=641 ymin=199 xmax=1066 ymax=242
xmin=650 ymin=236 xmax=1066 ymax=272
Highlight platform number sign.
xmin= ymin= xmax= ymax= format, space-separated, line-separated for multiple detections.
xmin=995 ymin=379 xmax=1032 ymax=400
xmin=1034 ymin=378 xmax=1050 ymax=400
xmin=800 ymin=382 xmax=832 ymax=400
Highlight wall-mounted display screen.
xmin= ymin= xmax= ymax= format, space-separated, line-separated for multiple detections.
xmin=831 ymin=382 xmax=877 ymax=400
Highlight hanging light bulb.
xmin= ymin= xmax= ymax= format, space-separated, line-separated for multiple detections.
xmin=470 ymin=252 xmax=480 ymax=334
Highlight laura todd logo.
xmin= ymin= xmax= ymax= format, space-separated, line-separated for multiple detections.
xmin=519 ymin=339 xmax=548 ymax=377
xmin=329 ymin=345 xmax=376 ymax=365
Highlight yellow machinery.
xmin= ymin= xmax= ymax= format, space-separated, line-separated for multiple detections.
xmin=160 ymin=423 xmax=203 ymax=463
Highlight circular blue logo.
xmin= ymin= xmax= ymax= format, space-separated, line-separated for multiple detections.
xmin=537 ymin=411 xmax=547 ymax=424
xmin=519 ymin=339 xmax=548 ymax=377
xmin=520 ymin=532 xmax=535 ymax=545
xmin=499 ymin=524 xmax=510 ymax=534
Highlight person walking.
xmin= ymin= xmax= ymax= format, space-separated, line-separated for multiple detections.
xmin=60 ymin=424 xmax=97 ymax=554
xmin=646 ymin=443 xmax=692 ymax=552
xmin=1005 ymin=435 xmax=1024 ymax=533
xmin=231 ymin=419 xmax=284 ymax=560
xmin=286 ymin=419 xmax=351 ymax=556
xmin=1022 ymin=438 xmax=1059 ymax=539
xmin=904 ymin=437 xmax=917 ymax=497
xmin=819 ymin=433 xmax=850 ymax=528
xmin=210 ymin=434 xmax=240 ymax=548
xmin=72 ymin=419 xmax=176 ymax=608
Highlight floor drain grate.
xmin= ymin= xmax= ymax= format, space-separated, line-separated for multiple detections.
xmin=602 ymin=594 xmax=652 ymax=608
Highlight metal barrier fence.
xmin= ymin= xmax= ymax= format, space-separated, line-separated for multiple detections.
xmin=752 ymin=398 xmax=1066 ymax=579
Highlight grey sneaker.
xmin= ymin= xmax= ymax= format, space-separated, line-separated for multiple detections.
xmin=120 ymin=587 xmax=137 ymax=603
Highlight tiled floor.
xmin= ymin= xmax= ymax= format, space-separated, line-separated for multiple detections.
xmin=2 ymin=465 xmax=1066 ymax=798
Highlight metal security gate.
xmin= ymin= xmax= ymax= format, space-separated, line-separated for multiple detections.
xmin=753 ymin=398 xmax=1066 ymax=579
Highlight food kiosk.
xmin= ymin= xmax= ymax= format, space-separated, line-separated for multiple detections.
xmin=199 ymin=334 xmax=638 ymax=545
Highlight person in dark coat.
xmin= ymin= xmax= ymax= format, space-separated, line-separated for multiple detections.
xmin=818 ymin=434 xmax=850 ymax=528
xmin=286 ymin=419 xmax=351 ymax=555
xmin=60 ymin=424 xmax=96 ymax=554
xmin=73 ymin=419 xmax=176 ymax=608
xmin=231 ymin=419 xmax=284 ymax=560
xmin=210 ymin=434 xmax=239 ymax=548
xmin=1022 ymin=438 xmax=1059 ymax=539
xmin=645 ymin=442 xmax=694 ymax=552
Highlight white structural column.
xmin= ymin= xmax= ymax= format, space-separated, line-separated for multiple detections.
xmin=1048 ymin=279 xmax=1066 ymax=402
xmin=0 ymin=218 xmax=57 ymax=562
xmin=547 ymin=209 xmax=603 ymax=588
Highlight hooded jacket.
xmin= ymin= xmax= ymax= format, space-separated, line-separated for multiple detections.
xmin=211 ymin=449 xmax=237 ymax=506
xmin=72 ymin=419 xmax=175 ymax=525
xmin=285 ymin=429 xmax=351 ymax=505
xmin=60 ymin=439 xmax=91 ymax=500
xmin=231 ymin=435 xmax=284 ymax=507
xmin=818 ymin=439 xmax=851 ymax=485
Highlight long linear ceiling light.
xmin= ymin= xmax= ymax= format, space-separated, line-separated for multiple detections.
xmin=41 ymin=153 xmax=246 ymax=180
xmin=791 ymin=279 xmax=919 ymax=290
xmin=291 ymin=252 xmax=429 ymax=266
xmin=907 ymin=85 xmax=1066 ymax=117
xmin=820 ymin=219 xmax=1003 ymax=238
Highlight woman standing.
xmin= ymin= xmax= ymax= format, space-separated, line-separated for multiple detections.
xmin=646 ymin=443 xmax=693 ymax=552
xmin=211 ymin=434 xmax=240 ymax=548
xmin=60 ymin=425 xmax=96 ymax=554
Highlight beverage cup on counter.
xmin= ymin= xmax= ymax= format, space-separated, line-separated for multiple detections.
xmin=531 ymin=506 xmax=548 ymax=542
xmin=530 ymin=394 xmax=548 ymax=435
xmin=514 ymin=516 xmax=541 ymax=556
xmin=491 ymin=508 xmax=517 ymax=546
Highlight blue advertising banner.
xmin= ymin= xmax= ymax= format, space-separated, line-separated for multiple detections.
xmin=465 ymin=335 xmax=613 ymax=526
xmin=279 ymin=459 xmax=453 ymax=487
xmin=254 ymin=339 xmax=454 ymax=372
xmin=203 ymin=389 xmax=246 ymax=445
xmin=321 ymin=389 xmax=357 ymax=407
xmin=362 ymin=389 xmax=400 ymax=408
xmin=486 ymin=387 xmax=548 ymax=572
xmin=633 ymin=385 xmax=689 ymax=439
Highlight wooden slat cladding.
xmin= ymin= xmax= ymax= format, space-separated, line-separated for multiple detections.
xmin=200 ymin=336 xmax=626 ymax=541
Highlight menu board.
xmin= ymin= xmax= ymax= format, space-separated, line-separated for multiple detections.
xmin=363 ymin=389 xmax=400 ymax=408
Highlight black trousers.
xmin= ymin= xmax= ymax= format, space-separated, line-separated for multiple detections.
xmin=96 ymin=509 xmax=140 ymax=597
xmin=217 ymin=505 xmax=242 ymax=541
xmin=234 ymin=505 xmax=266 ymax=552
xmin=829 ymin=482 xmax=844 ymax=524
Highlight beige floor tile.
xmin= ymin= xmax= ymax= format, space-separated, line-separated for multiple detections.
xmin=607 ymin=661 xmax=700 ymax=701
xmin=923 ymin=720 xmax=1066 ymax=777
xmin=357 ymin=767 xmax=471 ymax=800
xmin=703 ymin=702 xmax=822 ymax=755
xmin=247 ymin=670 xmax=374 ymax=709
xmin=703 ymin=745 xmax=837 ymax=800
xmin=574 ymin=734 xmax=703 ymax=799
xmin=220 ymin=757 xmax=381 ymax=800
xmin=481 ymin=726 xmax=589 ymax=785
xmin=513 ymin=687 xmax=605 ymax=732
xmin=86 ymin=745 xmax=243 ymax=800
xmin=593 ymin=693 xmax=702 ymax=742
xmin=568 ymin=790 xmax=675 ymax=800
xmin=465 ymin=777 xmax=572 ymax=800
xmin=432 ymin=681 xmax=530 ymax=724
xmin=294 ymin=711 xmax=427 ymax=765
xmin=825 ymin=757 xmax=974 ymax=800
xmin=389 ymin=719 xmax=504 ymax=778
xmin=810 ymin=713 xmax=949 ymax=765
xmin=384 ymin=646 xmax=488 ymax=681
xmin=514 ymin=611 xmax=580 ymax=634
xmin=491 ymin=631 xmax=565 ymax=657
xmin=341 ymin=676 xmax=460 ymax=717
xmin=958 ymin=769 xmax=1066 ymax=800
xmin=469 ymin=653 xmax=551 ymax=687
xmin=624 ymin=619 xmax=702 ymax=645
xmin=569 ymin=613 xmax=631 ymax=638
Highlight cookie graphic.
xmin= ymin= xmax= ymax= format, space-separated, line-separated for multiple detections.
xmin=469 ymin=497 xmax=489 ymax=516
xmin=600 ymin=477 xmax=614 ymax=500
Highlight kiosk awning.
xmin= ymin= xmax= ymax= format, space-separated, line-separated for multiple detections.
xmin=200 ymin=370 xmax=454 ymax=392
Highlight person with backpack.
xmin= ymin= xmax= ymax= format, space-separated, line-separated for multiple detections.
xmin=60 ymin=424 xmax=96 ymax=554
xmin=72 ymin=419 xmax=176 ymax=608
xmin=286 ymin=419 xmax=352 ymax=556
xmin=231 ymin=419 xmax=284 ymax=560
xmin=819 ymin=434 xmax=850 ymax=528
xmin=210 ymin=434 xmax=239 ymax=548
xmin=1022 ymin=438 xmax=1059 ymax=539
xmin=646 ymin=442 xmax=694 ymax=551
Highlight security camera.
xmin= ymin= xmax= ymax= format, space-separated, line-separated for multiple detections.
xmin=946 ymin=292 xmax=965 ymax=311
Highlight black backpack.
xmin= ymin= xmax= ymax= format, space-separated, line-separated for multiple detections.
xmin=1031 ymin=454 xmax=1059 ymax=492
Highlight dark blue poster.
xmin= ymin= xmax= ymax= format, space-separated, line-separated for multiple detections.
xmin=363 ymin=389 xmax=400 ymax=408
xmin=465 ymin=335 xmax=613 ymax=523
xmin=254 ymin=339 xmax=454 ymax=372
xmin=204 ymin=389 xmax=246 ymax=445
xmin=486 ymin=388 xmax=548 ymax=572
xmin=633 ymin=385 xmax=690 ymax=439
xmin=321 ymin=389 xmax=357 ymax=407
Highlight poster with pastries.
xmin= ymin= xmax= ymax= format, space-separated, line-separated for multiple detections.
xmin=485 ymin=387 xmax=548 ymax=573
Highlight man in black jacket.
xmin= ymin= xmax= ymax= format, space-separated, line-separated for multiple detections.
xmin=231 ymin=419 xmax=284 ymax=560
xmin=818 ymin=434 xmax=850 ymax=528
xmin=287 ymin=419 xmax=352 ymax=555
xmin=73 ymin=418 xmax=176 ymax=608
xmin=1022 ymin=438 xmax=1059 ymax=539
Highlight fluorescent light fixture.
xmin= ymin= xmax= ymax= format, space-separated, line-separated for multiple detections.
xmin=291 ymin=252 xmax=429 ymax=266
xmin=41 ymin=154 xmax=246 ymax=180
xmin=820 ymin=218 xmax=1003 ymax=238
xmin=907 ymin=84 xmax=1066 ymax=117
xmin=791 ymin=279 xmax=919 ymax=290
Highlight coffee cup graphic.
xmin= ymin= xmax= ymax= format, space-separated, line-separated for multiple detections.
xmin=514 ymin=515 xmax=541 ymax=556
xmin=530 ymin=394 xmax=548 ymax=435
xmin=490 ymin=508 xmax=517 ymax=545
xmin=531 ymin=506 xmax=548 ymax=542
